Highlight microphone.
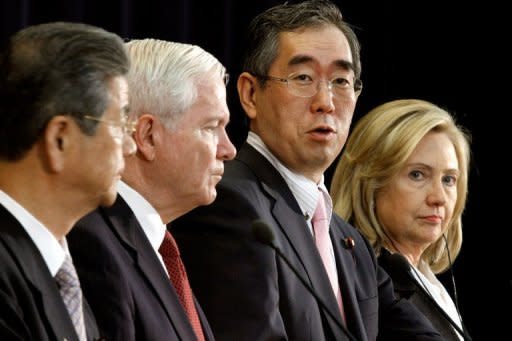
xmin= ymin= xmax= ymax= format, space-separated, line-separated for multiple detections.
xmin=251 ymin=220 xmax=357 ymax=341
xmin=386 ymin=253 xmax=472 ymax=341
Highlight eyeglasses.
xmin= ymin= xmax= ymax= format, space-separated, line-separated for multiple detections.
xmin=83 ymin=114 xmax=137 ymax=136
xmin=256 ymin=73 xmax=363 ymax=98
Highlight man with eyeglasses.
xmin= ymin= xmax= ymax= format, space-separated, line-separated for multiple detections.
xmin=0 ymin=22 xmax=135 ymax=340
xmin=171 ymin=1 xmax=444 ymax=340
xmin=68 ymin=39 xmax=236 ymax=341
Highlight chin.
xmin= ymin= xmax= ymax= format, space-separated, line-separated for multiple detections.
xmin=202 ymin=189 xmax=217 ymax=206
xmin=99 ymin=190 xmax=118 ymax=208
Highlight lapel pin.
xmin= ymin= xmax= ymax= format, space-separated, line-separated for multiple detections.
xmin=344 ymin=237 xmax=355 ymax=250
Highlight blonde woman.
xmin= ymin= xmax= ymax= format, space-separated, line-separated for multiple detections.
xmin=331 ymin=99 xmax=471 ymax=340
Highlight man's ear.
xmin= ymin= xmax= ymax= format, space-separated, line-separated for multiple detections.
xmin=43 ymin=115 xmax=73 ymax=173
xmin=132 ymin=114 xmax=158 ymax=161
xmin=237 ymin=72 xmax=259 ymax=119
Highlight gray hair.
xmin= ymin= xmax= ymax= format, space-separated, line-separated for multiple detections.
xmin=125 ymin=39 xmax=226 ymax=130
xmin=0 ymin=21 xmax=129 ymax=161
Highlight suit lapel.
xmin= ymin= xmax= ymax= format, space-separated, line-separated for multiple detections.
xmin=272 ymin=193 xmax=347 ymax=335
xmin=0 ymin=207 xmax=78 ymax=341
xmin=194 ymin=297 xmax=215 ymax=341
xmin=330 ymin=217 xmax=368 ymax=340
xmin=101 ymin=198 xmax=197 ymax=341
xmin=237 ymin=144 xmax=346 ymax=335
xmin=82 ymin=298 xmax=100 ymax=340
xmin=378 ymin=249 xmax=463 ymax=340
xmin=36 ymin=270 xmax=80 ymax=341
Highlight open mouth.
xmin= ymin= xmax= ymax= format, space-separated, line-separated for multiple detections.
xmin=313 ymin=126 xmax=334 ymax=133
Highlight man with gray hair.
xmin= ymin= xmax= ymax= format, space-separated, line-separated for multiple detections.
xmin=68 ymin=39 xmax=236 ymax=341
xmin=0 ymin=22 xmax=134 ymax=341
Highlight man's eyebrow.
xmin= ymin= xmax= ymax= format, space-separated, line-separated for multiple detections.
xmin=288 ymin=55 xmax=314 ymax=66
xmin=288 ymin=55 xmax=356 ymax=72
xmin=333 ymin=59 xmax=356 ymax=72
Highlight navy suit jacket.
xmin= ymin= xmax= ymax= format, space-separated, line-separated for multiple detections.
xmin=378 ymin=249 xmax=469 ymax=340
xmin=0 ymin=205 xmax=100 ymax=341
xmin=68 ymin=197 xmax=215 ymax=341
xmin=172 ymin=143 xmax=443 ymax=341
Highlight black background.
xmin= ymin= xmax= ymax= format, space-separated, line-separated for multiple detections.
xmin=1 ymin=0 xmax=509 ymax=339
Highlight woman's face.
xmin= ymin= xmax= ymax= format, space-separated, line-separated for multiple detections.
xmin=375 ymin=131 xmax=459 ymax=259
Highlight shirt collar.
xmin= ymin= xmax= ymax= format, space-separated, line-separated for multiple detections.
xmin=0 ymin=190 xmax=66 ymax=276
xmin=247 ymin=132 xmax=332 ymax=228
xmin=117 ymin=181 xmax=167 ymax=252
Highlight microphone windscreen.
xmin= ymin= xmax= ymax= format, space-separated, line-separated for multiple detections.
xmin=251 ymin=220 xmax=275 ymax=246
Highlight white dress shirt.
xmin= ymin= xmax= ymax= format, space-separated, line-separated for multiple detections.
xmin=117 ymin=181 xmax=169 ymax=275
xmin=0 ymin=190 xmax=67 ymax=276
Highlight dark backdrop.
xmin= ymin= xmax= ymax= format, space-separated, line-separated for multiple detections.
xmin=1 ymin=0 xmax=508 ymax=339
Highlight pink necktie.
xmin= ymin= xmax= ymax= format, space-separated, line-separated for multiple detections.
xmin=159 ymin=230 xmax=205 ymax=341
xmin=312 ymin=189 xmax=346 ymax=324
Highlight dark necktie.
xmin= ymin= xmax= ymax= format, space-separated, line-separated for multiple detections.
xmin=55 ymin=255 xmax=87 ymax=341
xmin=159 ymin=230 xmax=205 ymax=341
xmin=312 ymin=189 xmax=346 ymax=324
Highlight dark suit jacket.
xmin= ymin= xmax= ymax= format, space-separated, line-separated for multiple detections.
xmin=379 ymin=249 xmax=467 ymax=340
xmin=0 ymin=205 xmax=100 ymax=341
xmin=67 ymin=196 xmax=215 ymax=341
xmin=172 ymin=143 xmax=442 ymax=341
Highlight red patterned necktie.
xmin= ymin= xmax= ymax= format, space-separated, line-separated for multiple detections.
xmin=159 ymin=230 xmax=205 ymax=341
xmin=312 ymin=189 xmax=346 ymax=325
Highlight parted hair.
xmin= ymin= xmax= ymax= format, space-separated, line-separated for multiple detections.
xmin=0 ymin=21 xmax=129 ymax=161
xmin=330 ymin=99 xmax=471 ymax=273
xmin=125 ymin=39 xmax=226 ymax=130
xmin=242 ymin=0 xmax=361 ymax=86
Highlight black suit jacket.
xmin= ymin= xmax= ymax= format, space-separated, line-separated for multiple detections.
xmin=379 ymin=249 xmax=467 ymax=340
xmin=0 ymin=205 xmax=100 ymax=341
xmin=172 ymin=143 xmax=442 ymax=341
xmin=68 ymin=197 xmax=215 ymax=341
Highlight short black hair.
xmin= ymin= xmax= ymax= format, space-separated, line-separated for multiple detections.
xmin=242 ymin=0 xmax=361 ymax=85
